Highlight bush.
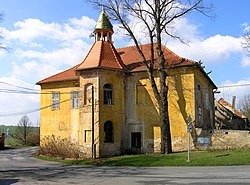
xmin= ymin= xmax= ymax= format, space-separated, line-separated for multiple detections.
xmin=27 ymin=131 xmax=40 ymax=146
xmin=38 ymin=135 xmax=83 ymax=159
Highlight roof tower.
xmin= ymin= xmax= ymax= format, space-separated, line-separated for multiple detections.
xmin=94 ymin=9 xmax=113 ymax=42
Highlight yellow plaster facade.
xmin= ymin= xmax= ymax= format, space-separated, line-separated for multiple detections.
xmin=38 ymin=11 xmax=216 ymax=157
xmin=40 ymin=80 xmax=80 ymax=142
xmin=39 ymin=65 xmax=215 ymax=157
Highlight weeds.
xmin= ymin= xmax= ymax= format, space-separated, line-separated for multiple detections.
xmin=39 ymin=135 xmax=83 ymax=159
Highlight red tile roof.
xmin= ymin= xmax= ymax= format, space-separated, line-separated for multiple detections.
xmin=218 ymin=98 xmax=246 ymax=118
xmin=117 ymin=43 xmax=194 ymax=72
xmin=37 ymin=42 xmax=195 ymax=84
xmin=76 ymin=41 xmax=126 ymax=70
xmin=36 ymin=64 xmax=80 ymax=85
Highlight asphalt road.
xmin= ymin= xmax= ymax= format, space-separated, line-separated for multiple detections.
xmin=0 ymin=147 xmax=250 ymax=185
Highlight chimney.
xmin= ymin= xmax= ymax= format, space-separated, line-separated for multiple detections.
xmin=232 ymin=96 xmax=236 ymax=110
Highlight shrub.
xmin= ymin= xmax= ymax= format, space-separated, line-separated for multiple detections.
xmin=38 ymin=135 xmax=83 ymax=159
xmin=27 ymin=131 xmax=40 ymax=146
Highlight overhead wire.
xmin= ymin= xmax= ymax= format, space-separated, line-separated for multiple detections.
xmin=0 ymin=81 xmax=40 ymax=91
xmin=0 ymin=98 xmax=71 ymax=117
xmin=0 ymin=89 xmax=97 ymax=117
xmin=1 ymin=81 xmax=250 ymax=117
xmin=217 ymin=83 xmax=250 ymax=89
xmin=0 ymin=82 xmax=250 ymax=95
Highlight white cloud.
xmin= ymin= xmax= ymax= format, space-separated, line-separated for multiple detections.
xmin=216 ymin=79 xmax=250 ymax=108
xmin=4 ymin=19 xmax=61 ymax=42
xmin=69 ymin=16 xmax=96 ymax=29
xmin=110 ymin=6 xmax=247 ymax=68
xmin=1 ymin=16 xmax=96 ymax=43
xmin=0 ymin=16 xmax=94 ymax=82
xmin=11 ymin=40 xmax=90 ymax=80
xmin=0 ymin=77 xmax=40 ymax=125
xmin=0 ymin=48 xmax=7 ymax=57
xmin=168 ymin=34 xmax=243 ymax=64
xmin=166 ymin=17 xmax=201 ymax=43
xmin=241 ymin=56 xmax=250 ymax=67
xmin=11 ymin=61 xmax=60 ymax=80
xmin=0 ymin=16 xmax=96 ymax=125
xmin=113 ymin=14 xmax=242 ymax=68
xmin=16 ymin=46 xmax=86 ymax=67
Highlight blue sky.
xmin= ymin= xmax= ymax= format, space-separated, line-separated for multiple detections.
xmin=0 ymin=0 xmax=250 ymax=125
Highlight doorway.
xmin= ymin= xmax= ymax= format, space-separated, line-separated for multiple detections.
xmin=131 ymin=132 xmax=141 ymax=149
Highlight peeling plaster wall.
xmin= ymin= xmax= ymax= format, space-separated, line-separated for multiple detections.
xmin=39 ymin=66 xmax=216 ymax=157
xmin=211 ymin=129 xmax=250 ymax=149
xmin=78 ymin=70 xmax=99 ymax=157
xmin=40 ymin=80 xmax=80 ymax=143
xmin=98 ymin=69 xmax=126 ymax=156
xmin=124 ymin=66 xmax=215 ymax=153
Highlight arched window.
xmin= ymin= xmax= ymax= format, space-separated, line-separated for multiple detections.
xmin=104 ymin=121 xmax=113 ymax=143
xmin=84 ymin=83 xmax=93 ymax=105
xmin=103 ymin=84 xmax=113 ymax=105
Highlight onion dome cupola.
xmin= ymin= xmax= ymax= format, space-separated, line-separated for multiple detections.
xmin=94 ymin=9 xmax=114 ymax=42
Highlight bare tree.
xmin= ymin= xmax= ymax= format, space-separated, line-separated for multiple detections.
xmin=0 ymin=12 xmax=6 ymax=50
xmin=15 ymin=115 xmax=33 ymax=145
xmin=91 ymin=0 xmax=212 ymax=154
xmin=239 ymin=94 xmax=250 ymax=120
xmin=242 ymin=29 xmax=250 ymax=56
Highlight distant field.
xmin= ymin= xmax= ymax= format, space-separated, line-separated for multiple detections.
xmin=0 ymin=125 xmax=18 ymax=136
xmin=0 ymin=125 xmax=40 ymax=148
xmin=0 ymin=125 xmax=39 ymax=135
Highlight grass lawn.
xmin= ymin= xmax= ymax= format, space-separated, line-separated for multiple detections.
xmin=36 ymin=149 xmax=250 ymax=166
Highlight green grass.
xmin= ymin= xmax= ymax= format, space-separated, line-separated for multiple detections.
xmin=0 ymin=125 xmax=18 ymax=134
xmin=4 ymin=137 xmax=23 ymax=148
xmin=35 ymin=149 xmax=250 ymax=166
xmin=0 ymin=125 xmax=39 ymax=135
xmin=0 ymin=125 xmax=40 ymax=148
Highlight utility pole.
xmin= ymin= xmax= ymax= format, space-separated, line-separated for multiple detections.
xmin=186 ymin=115 xmax=192 ymax=162
xmin=92 ymin=85 xmax=96 ymax=159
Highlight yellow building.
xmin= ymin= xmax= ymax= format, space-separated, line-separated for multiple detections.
xmin=37 ymin=10 xmax=217 ymax=157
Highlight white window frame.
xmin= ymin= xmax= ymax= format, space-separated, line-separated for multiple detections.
xmin=52 ymin=92 xmax=60 ymax=110
xmin=71 ymin=91 xmax=80 ymax=109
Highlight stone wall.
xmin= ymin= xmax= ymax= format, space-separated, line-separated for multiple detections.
xmin=210 ymin=129 xmax=250 ymax=150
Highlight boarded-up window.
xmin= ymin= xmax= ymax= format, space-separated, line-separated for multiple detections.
xmin=84 ymin=84 xmax=93 ymax=105
xmin=153 ymin=126 xmax=161 ymax=153
xmin=205 ymin=92 xmax=209 ymax=109
xmin=84 ymin=130 xmax=91 ymax=143
xmin=198 ymin=106 xmax=202 ymax=122
xmin=136 ymin=84 xmax=145 ymax=105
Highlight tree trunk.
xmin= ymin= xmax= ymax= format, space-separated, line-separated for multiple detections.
xmin=159 ymin=89 xmax=172 ymax=154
